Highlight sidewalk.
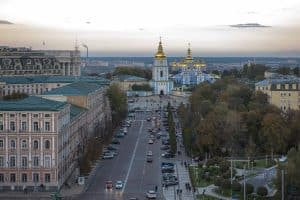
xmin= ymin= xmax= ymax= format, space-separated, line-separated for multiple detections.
xmin=0 ymin=191 xmax=52 ymax=199
xmin=197 ymin=185 xmax=231 ymax=200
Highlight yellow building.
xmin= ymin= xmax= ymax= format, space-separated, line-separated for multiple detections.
xmin=255 ymin=75 xmax=300 ymax=111
xmin=170 ymin=43 xmax=206 ymax=72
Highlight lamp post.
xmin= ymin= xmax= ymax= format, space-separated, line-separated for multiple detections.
xmin=281 ymin=169 xmax=284 ymax=200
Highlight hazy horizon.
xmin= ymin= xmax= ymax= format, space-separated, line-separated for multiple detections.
xmin=1 ymin=0 xmax=300 ymax=57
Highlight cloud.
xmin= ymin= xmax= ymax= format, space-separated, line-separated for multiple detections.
xmin=230 ymin=23 xmax=271 ymax=28
xmin=0 ymin=20 xmax=13 ymax=25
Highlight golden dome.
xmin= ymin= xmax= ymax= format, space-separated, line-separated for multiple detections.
xmin=155 ymin=38 xmax=166 ymax=59
xmin=184 ymin=43 xmax=193 ymax=61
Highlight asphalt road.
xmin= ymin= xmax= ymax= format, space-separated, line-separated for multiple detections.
xmin=76 ymin=111 xmax=164 ymax=200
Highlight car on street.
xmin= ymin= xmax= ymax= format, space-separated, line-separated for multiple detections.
xmin=146 ymin=155 xmax=153 ymax=163
xmin=102 ymin=153 xmax=114 ymax=159
xmin=160 ymin=145 xmax=170 ymax=150
xmin=107 ymin=145 xmax=118 ymax=151
xmin=115 ymin=133 xmax=125 ymax=138
xmin=147 ymin=117 xmax=151 ymax=121
xmin=106 ymin=181 xmax=113 ymax=189
xmin=146 ymin=190 xmax=157 ymax=199
xmin=148 ymin=139 xmax=154 ymax=144
xmin=161 ymin=152 xmax=175 ymax=158
xmin=111 ymin=139 xmax=120 ymax=144
xmin=147 ymin=151 xmax=153 ymax=156
xmin=115 ymin=180 xmax=123 ymax=189
xmin=150 ymin=135 xmax=155 ymax=140
xmin=163 ymin=179 xmax=179 ymax=186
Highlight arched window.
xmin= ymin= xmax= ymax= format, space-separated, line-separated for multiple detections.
xmin=21 ymin=140 xmax=27 ymax=149
xmin=33 ymin=140 xmax=39 ymax=149
xmin=45 ymin=140 xmax=50 ymax=149
xmin=10 ymin=140 xmax=16 ymax=149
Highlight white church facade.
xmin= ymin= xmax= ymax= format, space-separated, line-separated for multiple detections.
xmin=150 ymin=39 xmax=173 ymax=95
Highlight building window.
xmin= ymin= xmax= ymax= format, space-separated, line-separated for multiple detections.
xmin=45 ymin=140 xmax=50 ymax=149
xmin=21 ymin=140 xmax=27 ymax=149
xmin=21 ymin=174 xmax=27 ymax=182
xmin=21 ymin=114 xmax=26 ymax=118
xmin=160 ymin=70 xmax=163 ymax=78
xmin=21 ymin=121 xmax=27 ymax=131
xmin=33 ymin=140 xmax=39 ymax=149
xmin=10 ymin=114 xmax=15 ymax=118
xmin=10 ymin=156 xmax=16 ymax=167
xmin=10 ymin=140 xmax=16 ymax=149
xmin=10 ymin=174 xmax=16 ymax=182
xmin=0 ymin=174 xmax=4 ymax=182
xmin=45 ymin=174 xmax=51 ymax=183
xmin=33 ymin=173 xmax=39 ymax=182
xmin=0 ymin=121 xmax=3 ymax=131
xmin=0 ymin=139 xmax=3 ymax=148
xmin=44 ymin=156 xmax=51 ymax=168
xmin=21 ymin=157 xmax=28 ymax=167
xmin=45 ymin=122 xmax=50 ymax=131
xmin=33 ymin=156 xmax=39 ymax=167
xmin=33 ymin=122 xmax=39 ymax=132
xmin=10 ymin=121 xmax=15 ymax=131
xmin=33 ymin=114 xmax=38 ymax=118
xmin=45 ymin=114 xmax=50 ymax=118
xmin=0 ymin=156 xmax=4 ymax=167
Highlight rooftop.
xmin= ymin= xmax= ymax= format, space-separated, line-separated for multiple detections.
xmin=256 ymin=75 xmax=300 ymax=86
xmin=0 ymin=75 xmax=110 ymax=85
xmin=116 ymin=74 xmax=147 ymax=82
xmin=70 ymin=104 xmax=87 ymax=120
xmin=43 ymin=81 xmax=106 ymax=96
xmin=0 ymin=96 xmax=67 ymax=111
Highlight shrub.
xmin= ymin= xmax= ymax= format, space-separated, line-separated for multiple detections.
xmin=257 ymin=186 xmax=268 ymax=196
xmin=243 ymin=183 xmax=254 ymax=194
xmin=222 ymin=170 xmax=231 ymax=179
xmin=220 ymin=160 xmax=230 ymax=173
xmin=232 ymin=181 xmax=242 ymax=192
xmin=214 ymin=177 xmax=223 ymax=187
xmin=221 ymin=179 xmax=231 ymax=190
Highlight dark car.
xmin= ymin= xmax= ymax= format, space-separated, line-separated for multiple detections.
xmin=111 ymin=139 xmax=120 ymax=144
xmin=107 ymin=145 xmax=118 ymax=151
xmin=160 ymin=145 xmax=170 ymax=150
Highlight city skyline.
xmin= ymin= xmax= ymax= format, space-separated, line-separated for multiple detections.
xmin=1 ymin=0 xmax=300 ymax=57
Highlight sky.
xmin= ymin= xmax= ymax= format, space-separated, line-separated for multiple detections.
xmin=1 ymin=0 xmax=300 ymax=57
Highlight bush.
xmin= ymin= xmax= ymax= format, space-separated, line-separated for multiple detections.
xmin=257 ymin=186 xmax=268 ymax=196
xmin=221 ymin=179 xmax=231 ymax=190
xmin=220 ymin=160 xmax=230 ymax=173
xmin=232 ymin=181 xmax=242 ymax=192
xmin=243 ymin=183 xmax=254 ymax=194
xmin=222 ymin=170 xmax=231 ymax=179
xmin=214 ymin=177 xmax=223 ymax=187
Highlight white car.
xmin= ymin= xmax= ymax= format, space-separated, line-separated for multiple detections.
xmin=147 ymin=151 xmax=153 ymax=156
xmin=115 ymin=180 xmax=123 ymax=189
xmin=146 ymin=190 xmax=157 ymax=199
xmin=148 ymin=139 xmax=154 ymax=144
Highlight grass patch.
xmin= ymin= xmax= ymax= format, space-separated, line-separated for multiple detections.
xmin=197 ymin=195 xmax=220 ymax=200
xmin=189 ymin=166 xmax=214 ymax=187
xmin=234 ymin=159 xmax=276 ymax=170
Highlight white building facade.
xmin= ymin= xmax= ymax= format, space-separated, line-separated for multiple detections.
xmin=150 ymin=40 xmax=173 ymax=95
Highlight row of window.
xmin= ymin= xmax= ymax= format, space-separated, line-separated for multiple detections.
xmin=0 ymin=173 xmax=51 ymax=183
xmin=0 ymin=139 xmax=51 ymax=149
xmin=0 ymin=113 xmax=51 ymax=118
xmin=0 ymin=155 xmax=51 ymax=168
xmin=0 ymin=121 xmax=51 ymax=132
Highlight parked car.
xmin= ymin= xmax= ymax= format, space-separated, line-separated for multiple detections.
xmin=147 ymin=151 xmax=153 ymax=156
xmin=106 ymin=181 xmax=113 ymax=189
xmin=111 ymin=139 xmax=120 ymax=144
xmin=148 ymin=139 xmax=154 ymax=144
xmin=146 ymin=190 xmax=157 ymax=199
xmin=107 ymin=145 xmax=118 ymax=151
xmin=115 ymin=133 xmax=125 ymax=138
xmin=160 ymin=145 xmax=170 ymax=150
xmin=115 ymin=180 xmax=123 ymax=189
xmin=102 ymin=153 xmax=114 ymax=159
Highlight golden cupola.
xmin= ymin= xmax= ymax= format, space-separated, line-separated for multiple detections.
xmin=184 ymin=43 xmax=193 ymax=62
xmin=155 ymin=38 xmax=166 ymax=59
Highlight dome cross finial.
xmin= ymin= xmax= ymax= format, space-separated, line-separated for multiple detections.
xmin=155 ymin=37 xmax=166 ymax=59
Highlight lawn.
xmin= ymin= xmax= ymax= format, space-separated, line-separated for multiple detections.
xmin=189 ymin=166 xmax=214 ymax=187
xmin=197 ymin=195 xmax=220 ymax=200
xmin=234 ymin=159 xmax=276 ymax=170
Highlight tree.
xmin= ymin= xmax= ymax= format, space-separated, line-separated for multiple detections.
xmin=257 ymin=186 xmax=268 ymax=196
xmin=260 ymin=113 xmax=290 ymax=158
xmin=113 ymin=67 xmax=152 ymax=80
xmin=131 ymin=84 xmax=152 ymax=91
xmin=106 ymin=83 xmax=128 ymax=128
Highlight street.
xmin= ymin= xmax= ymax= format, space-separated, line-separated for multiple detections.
xmin=75 ymin=110 xmax=164 ymax=200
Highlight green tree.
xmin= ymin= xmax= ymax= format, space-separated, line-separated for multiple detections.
xmin=106 ymin=83 xmax=128 ymax=128
xmin=260 ymin=113 xmax=290 ymax=158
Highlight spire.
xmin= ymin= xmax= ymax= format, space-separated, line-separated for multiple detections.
xmin=155 ymin=37 xmax=166 ymax=59
xmin=185 ymin=43 xmax=193 ymax=61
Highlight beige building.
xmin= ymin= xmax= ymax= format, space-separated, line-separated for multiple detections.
xmin=255 ymin=74 xmax=300 ymax=111
xmin=0 ymin=46 xmax=81 ymax=76
xmin=0 ymin=82 xmax=112 ymax=191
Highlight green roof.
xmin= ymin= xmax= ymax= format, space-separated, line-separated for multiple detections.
xmin=0 ymin=96 xmax=67 ymax=111
xmin=70 ymin=104 xmax=86 ymax=120
xmin=116 ymin=75 xmax=147 ymax=82
xmin=0 ymin=76 xmax=110 ymax=85
xmin=43 ymin=82 xmax=105 ymax=96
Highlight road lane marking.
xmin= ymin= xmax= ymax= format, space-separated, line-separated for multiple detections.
xmin=122 ymin=120 xmax=144 ymax=193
